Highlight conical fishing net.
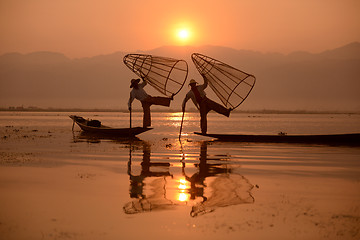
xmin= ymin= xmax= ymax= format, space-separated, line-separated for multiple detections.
xmin=123 ymin=54 xmax=188 ymax=96
xmin=192 ymin=53 xmax=256 ymax=109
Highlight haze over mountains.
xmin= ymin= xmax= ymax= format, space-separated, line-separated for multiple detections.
xmin=1 ymin=42 xmax=359 ymax=112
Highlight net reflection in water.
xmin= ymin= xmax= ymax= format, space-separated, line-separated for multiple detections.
xmin=190 ymin=174 xmax=255 ymax=217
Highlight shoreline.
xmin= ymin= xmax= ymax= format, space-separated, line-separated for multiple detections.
xmin=1 ymin=108 xmax=359 ymax=115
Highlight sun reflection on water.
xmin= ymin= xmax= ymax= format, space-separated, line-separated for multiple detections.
xmin=178 ymin=192 xmax=189 ymax=202
xmin=166 ymin=112 xmax=193 ymax=127
xmin=177 ymin=178 xmax=190 ymax=202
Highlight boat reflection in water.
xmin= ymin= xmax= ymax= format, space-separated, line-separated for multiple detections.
xmin=72 ymin=131 xmax=142 ymax=144
xmin=123 ymin=141 xmax=255 ymax=217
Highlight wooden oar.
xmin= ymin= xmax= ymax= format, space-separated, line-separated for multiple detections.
xmin=179 ymin=110 xmax=185 ymax=140
xmin=129 ymin=107 xmax=132 ymax=137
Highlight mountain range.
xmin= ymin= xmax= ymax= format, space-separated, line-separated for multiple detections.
xmin=1 ymin=42 xmax=359 ymax=112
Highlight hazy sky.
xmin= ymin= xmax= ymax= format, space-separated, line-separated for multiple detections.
xmin=1 ymin=0 xmax=359 ymax=58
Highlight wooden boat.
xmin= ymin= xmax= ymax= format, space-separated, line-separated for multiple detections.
xmin=70 ymin=115 xmax=152 ymax=137
xmin=194 ymin=132 xmax=360 ymax=146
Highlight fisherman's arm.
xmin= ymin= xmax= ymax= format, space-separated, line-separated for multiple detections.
xmin=139 ymin=77 xmax=147 ymax=88
xmin=201 ymin=76 xmax=208 ymax=89
xmin=191 ymin=98 xmax=200 ymax=110
xmin=182 ymin=93 xmax=190 ymax=112
xmin=182 ymin=92 xmax=200 ymax=111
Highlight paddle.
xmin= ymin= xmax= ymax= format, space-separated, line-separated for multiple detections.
xmin=129 ymin=107 xmax=132 ymax=137
xmin=178 ymin=110 xmax=186 ymax=165
xmin=179 ymin=110 xmax=185 ymax=140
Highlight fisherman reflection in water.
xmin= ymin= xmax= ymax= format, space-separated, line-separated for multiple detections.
xmin=123 ymin=141 xmax=254 ymax=216
xmin=124 ymin=141 xmax=174 ymax=214
xmin=182 ymin=142 xmax=230 ymax=202
xmin=128 ymin=78 xmax=174 ymax=128
xmin=182 ymin=78 xmax=232 ymax=134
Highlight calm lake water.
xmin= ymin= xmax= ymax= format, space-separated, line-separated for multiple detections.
xmin=0 ymin=111 xmax=359 ymax=240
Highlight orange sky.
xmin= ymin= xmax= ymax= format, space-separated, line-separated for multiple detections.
xmin=1 ymin=0 xmax=359 ymax=58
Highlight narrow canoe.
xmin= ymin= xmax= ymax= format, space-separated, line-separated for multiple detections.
xmin=194 ymin=132 xmax=360 ymax=146
xmin=70 ymin=115 xmax=152 ymax=137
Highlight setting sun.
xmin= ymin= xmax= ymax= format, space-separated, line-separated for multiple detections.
xmin=174 ymin=27 xmax=192 ymax=45
xmin=170 ymin=20 xmax=198 ymax=46
xmin=178 ymin=29 xmax=190 ymax=40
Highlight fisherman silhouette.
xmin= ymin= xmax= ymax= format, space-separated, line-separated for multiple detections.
xmin=124 ymin=141 xmax=173 ymax=214
xmin=182 ymin=141 xmax=230 ymax=202
xmin=128 ymin=77 xmax=174 ymax=128
xmin=182 ymin=78 xmax=232 ymax=134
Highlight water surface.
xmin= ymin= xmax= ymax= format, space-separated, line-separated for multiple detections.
xmin=0 ymin=111 xmax=359 ymax=239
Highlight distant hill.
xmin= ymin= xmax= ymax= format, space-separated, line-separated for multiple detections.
xmin=0 ymin=42 xmax=359 ymax=111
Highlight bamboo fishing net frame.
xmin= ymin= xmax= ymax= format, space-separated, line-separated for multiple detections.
xmin=192 ymin=53 xmax=256 ymax=109
xmin=123 ymin=54 xmax=189 ymax=97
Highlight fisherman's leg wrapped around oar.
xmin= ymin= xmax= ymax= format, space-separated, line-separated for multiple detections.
xmin=144 ymin=96 xmax=171 ymax=107
xmin=199 ymin=98 xmax=231 ymax=134
xmin=141 ymin=101 xmax=151 ymax=128
xmin=141 ymin=96 xmax=172 ymax=127
xmin=203 ymin=98 xmax=231 ymax=117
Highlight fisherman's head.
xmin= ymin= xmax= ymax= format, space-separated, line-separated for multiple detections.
xmin=130 ymin=78 xmax=140 ymax=88
xmin=189 ymin=79 xmax=197 ymax=87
